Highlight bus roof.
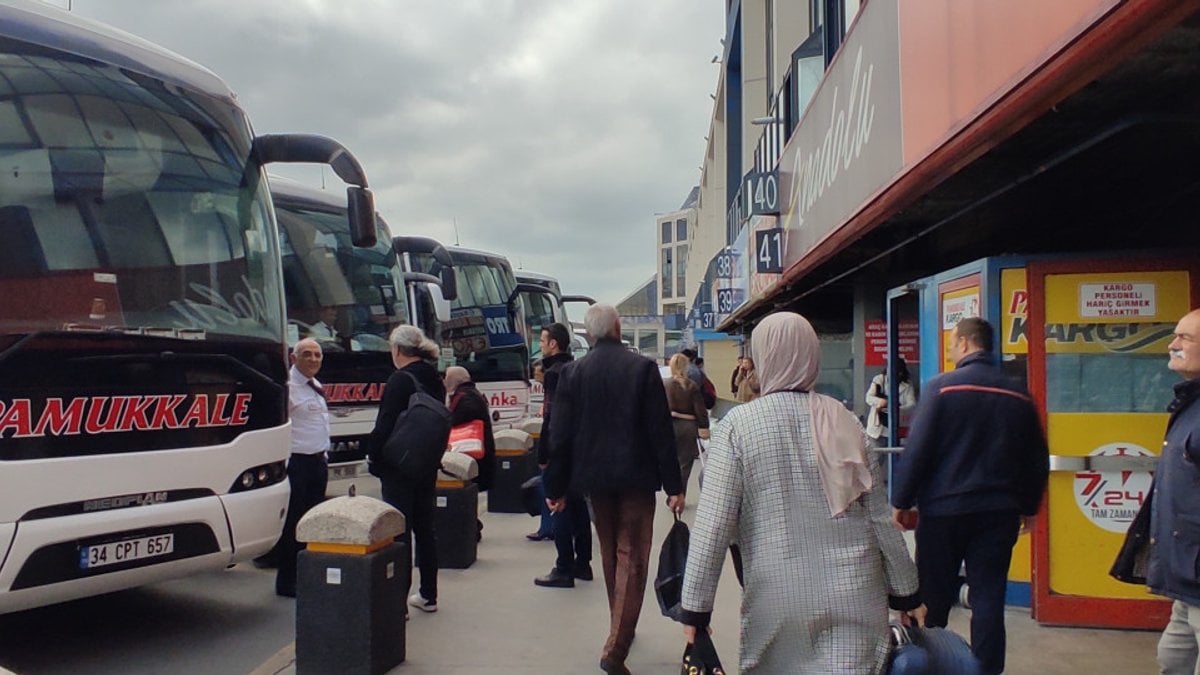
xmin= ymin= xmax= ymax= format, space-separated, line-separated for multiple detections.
xmin=0 ymin=0 xmax=235 ymax=103
xmin=447 ymin=245 xmax=512 ymax=267
xmin=515 ymin=270 xmax=558 ymax=284
xmin=269 ymin=175 xmax=392 ymax=228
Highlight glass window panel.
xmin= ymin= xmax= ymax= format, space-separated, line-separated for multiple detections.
xmin=31 ymin=200 xmax=99 ymax=270
xmin=676 ymin=219 xmax=687 ymax=241
xmin=661 ymin=220 xmax=671 ymax=244
xmin=662 ymin=249 xmax=673 ymax=297
xmin=25 ymin=94 xmax=92 ymax=146
xmin=0 ymin=100 xmax=33 ymax=144
xmin=676 ymin=243 xmax=688 ymax=297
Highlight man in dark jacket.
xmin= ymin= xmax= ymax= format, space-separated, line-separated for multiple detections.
xmin=546 ymin=304 xmax=684 ymax=675
xmin=891 ymin=317 xmax=1049 ymax=675
xmin=533 ymin=323 xmax=591 ymax=588
xmin=1149 ymin=308 xmax=1200 ymax=674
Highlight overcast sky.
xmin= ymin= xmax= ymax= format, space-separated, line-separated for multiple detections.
xmin=64 ymin=0 xmax=725 ymax=305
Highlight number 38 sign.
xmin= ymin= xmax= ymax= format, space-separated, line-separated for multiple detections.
xmin=755 ymin=227 xmax=784 ymax=274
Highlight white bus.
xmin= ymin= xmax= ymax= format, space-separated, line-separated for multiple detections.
xmin=273 ymin=181 xmax=455 ymax=487
xmin=514 ymin=271 xmax=594 ymax=412
xmin=0 ymin=1 xmax=377 ymax=613
xmin=396 ymin=243 xmax=532 ymax=428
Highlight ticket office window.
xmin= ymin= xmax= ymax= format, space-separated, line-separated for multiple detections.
xmin=1045 ymin=351 xmax=1174 ymax=413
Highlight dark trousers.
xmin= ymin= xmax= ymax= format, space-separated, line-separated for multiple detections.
xmin=589 ymin=490 xmax=656 ymax=666
xmin=381 ymin=473 xmax=438 ymax=602
xmin=275 ymin=453 xmax=328 ymax=594
xmin=553 ymin=495 xmax=592 ymax=572
xmin=916 ymin=511 xmax=1020 ymax=675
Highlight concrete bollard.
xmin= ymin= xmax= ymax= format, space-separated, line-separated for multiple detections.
xmin=519 ymin=417 xmax=543 ymax=444
xmin=295 ymin=495 xmax=408 ymax=675
xmin=435 ymin=452 xmax=480 ymax=568
xmin=488 ymin=429 xmax=536 ymax=513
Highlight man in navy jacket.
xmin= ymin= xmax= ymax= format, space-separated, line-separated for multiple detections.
xmin=1149 ymin=308 xmax=1200 ymax=674
xmin=891 ymin=317 xmax=1049 ymax=675
xmin=545 ymin=304 xmax=684 ymax=675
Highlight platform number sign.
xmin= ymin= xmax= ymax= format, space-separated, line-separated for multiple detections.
xmin=701 ymin=312 xmax=716 ymax=329
xmin=755 ymin=227 xmax=784 ymax=274
xmin=746 ymin=171 xmax=779 ymax=215
xmin=715 ymin=252 xmax=735 ymax=279
xmin=716 ymin=289 xmax=737 ymax=314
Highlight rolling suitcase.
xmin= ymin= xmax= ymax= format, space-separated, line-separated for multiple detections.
xmin=888 ymin=624 xmax=981 ymax=675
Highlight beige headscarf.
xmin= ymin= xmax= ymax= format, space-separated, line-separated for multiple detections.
xmin=753 ymin=312 xmax=873 ymax=517
xmin=444 ymin=366 xmax=471 ymax=395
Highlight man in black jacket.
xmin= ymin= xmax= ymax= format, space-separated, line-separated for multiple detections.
xmin=533 ymin=322 xmax=591 ymax=588
xmin=891 ymin=317 xmax=1049 ymax=675
xmin=1149 ymin=308 xmax=1200 ymax=674
xmin=546 ymin=304 xmax=684 ymax=675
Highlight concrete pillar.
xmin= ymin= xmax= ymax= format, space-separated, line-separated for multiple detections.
xmin=295 ymin=496 xmax=408 ymax=674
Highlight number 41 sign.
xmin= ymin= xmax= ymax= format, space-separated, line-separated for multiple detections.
xmin=755 ymin=227 xmax=784 ymax=274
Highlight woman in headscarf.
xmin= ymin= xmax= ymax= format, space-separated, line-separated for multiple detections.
xmin=444 ymin=366 xmax=496 ymax=493
xmin=679 ymin=312 xmax=924 ymax=673
xmin=666 ymin=353 xmax=710 ymax=496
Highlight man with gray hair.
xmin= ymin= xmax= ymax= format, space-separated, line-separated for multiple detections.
xmin=545 ymin=304 xmax=684 ymax=674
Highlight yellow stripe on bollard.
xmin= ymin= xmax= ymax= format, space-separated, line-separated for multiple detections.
xmin=306 ymin=540 xmax=392 ymax=555
xmin=436 ymin=479 xmax=466 ymax=489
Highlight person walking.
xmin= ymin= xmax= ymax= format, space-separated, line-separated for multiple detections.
xmin=891 ymin=317 xmax=1049 ymax=675
xmin=865 ymin=357 xmax=917 ymax=446
xmin=679 ymin=312 xmax=922 ymax=672
xmin=735 ymin=356 xmax=761 ymax=402
xmin=366 ymin=325 xmax=446 ymax=614
xmin=1149 ymin=308 xmax=1200 ymax=674
xmin=274 ymin=338 xmax=330 ymax=598
xmin=533 ymin=323 xmax=592 ymax=588
xmin=545 ymin=304 xmax=685 ymax=674
xmin=665 ymin=353 xmax=709 ymax=497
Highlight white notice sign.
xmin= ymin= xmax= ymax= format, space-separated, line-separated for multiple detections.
xmin=1079 ymin=283 xmax=1156 ymax=318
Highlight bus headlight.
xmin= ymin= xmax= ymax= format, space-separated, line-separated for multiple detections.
xmin=231 ymin=461 xmax=288 ymax=493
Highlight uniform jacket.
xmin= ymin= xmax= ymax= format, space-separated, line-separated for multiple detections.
xmin=544 ymin=338 xmax=682 ymax=499
xmin=891 ymin=351 xmax=1049 ymax=517
xmin=1148 ymin=378 xmax=1200 ymax=605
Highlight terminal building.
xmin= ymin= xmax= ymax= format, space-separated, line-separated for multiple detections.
xmin=682 ymin=0 xmax=1200 ymax=629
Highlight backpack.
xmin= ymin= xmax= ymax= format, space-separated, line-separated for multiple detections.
xmin=379 ymin=371 xmax=451 ymax=477
xmin=700 ymin=375 xmax=717 ymax=410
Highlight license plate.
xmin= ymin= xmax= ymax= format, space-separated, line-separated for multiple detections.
xmin=79 ymin=534 xmax=174 ymax=569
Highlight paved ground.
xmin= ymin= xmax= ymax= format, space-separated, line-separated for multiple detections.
xmin=254 ymin=485 xmax=1162 ymax=675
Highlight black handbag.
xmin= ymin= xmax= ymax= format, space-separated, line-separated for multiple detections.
xmin=887 ymin=623 xmax=980 ymax=674
xmin=520 ymin=475 xmax=543 ymax=517
xmin=681 ymin=630 xmax=726 ymax=675
xmin=655 ymin=513 xmax=690 ymax=621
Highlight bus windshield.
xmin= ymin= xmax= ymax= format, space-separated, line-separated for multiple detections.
xmin=0 ymin=38 xmax=281 ymax=344
xmin=276 ymin=202 xmax=408 ymax=353
xmin=410 ymin=250 xmax=528 ymax=383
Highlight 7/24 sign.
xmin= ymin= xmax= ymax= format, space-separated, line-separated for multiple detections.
xmin=755 ymin=228 xmax=784 ymax=274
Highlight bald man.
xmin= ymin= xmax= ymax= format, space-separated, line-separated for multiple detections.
xmin=275 ymin=338 xmax=330 ymax=598
xmin=1150 ymin=308 xmax=1200 ymax=674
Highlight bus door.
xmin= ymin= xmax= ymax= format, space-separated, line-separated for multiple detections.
xmin=1027 ymin=257 xmax=1199 ymax=628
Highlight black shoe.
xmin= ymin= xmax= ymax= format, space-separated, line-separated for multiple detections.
xmin=573 ymin=563 xmax=594 ymax=581
xmin=599 ymin=657 xmax=630 ymax=675
xmin=534 ymin=568 xmax=575 ymax=588
xmin=275 ymin=584 xmax=296 ymax=598
xmin=526 ymin=531 xmax=553 ymax=541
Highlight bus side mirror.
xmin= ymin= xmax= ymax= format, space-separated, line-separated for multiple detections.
xmin=347 ymin=186 xmax=377 ymax=248
xmin=438 ymin=266 xmax=457 ymax=301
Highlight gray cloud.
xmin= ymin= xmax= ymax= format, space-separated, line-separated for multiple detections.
xmin=69 ymin=0 xmax=722 ymax=304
